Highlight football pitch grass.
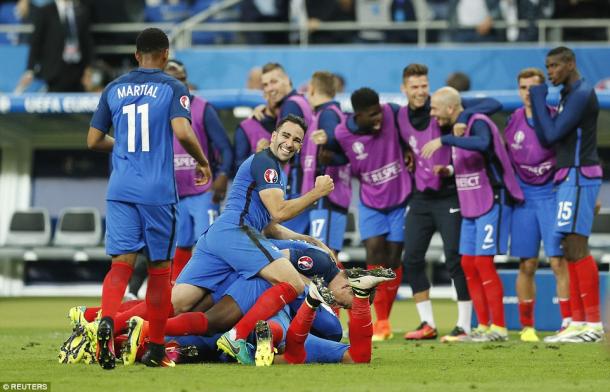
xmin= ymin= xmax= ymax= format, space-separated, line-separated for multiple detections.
xmin=1 ymin=297 xmax=609 ymax=392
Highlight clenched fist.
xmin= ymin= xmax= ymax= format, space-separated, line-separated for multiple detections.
xmin=314 ymin=175 xmax=334 ymax=197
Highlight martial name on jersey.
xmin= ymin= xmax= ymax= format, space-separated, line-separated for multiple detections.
xmin=117 ymin=84 xmax=159 ymax=100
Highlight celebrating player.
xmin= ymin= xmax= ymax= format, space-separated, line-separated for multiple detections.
xmin=504 ymin=67 xmax=570 ymax=342
xmin=86 ymin=28 xmax=211 ymax=368
xmin=530 ymin=46 xmax=604 ymax=343
xmin=423 ymin=87 xmax=524 ymax=342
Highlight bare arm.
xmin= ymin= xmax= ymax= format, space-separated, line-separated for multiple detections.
xmin=171 ymin=117 xmax=212 ymax=185
xmin=87 ymin=127 xmax=114 ymax=152
xmin=259 ymin=175 xmax=333 ymax=223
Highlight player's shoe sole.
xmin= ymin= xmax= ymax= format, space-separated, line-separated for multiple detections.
xmin=123 ymin=316 xmax=144 ymax=366
xmin=309 ymin=276 xmax=337 ymax=306
xmin=96 ymin=318 xmax=116 ymax=370
xmin=254 ymin=320 xmax=275 ymax=367
xmin=58 ymin=325 xmax=88 ymax=364
xmin=346 ymin=267 xmax=395 ymax=296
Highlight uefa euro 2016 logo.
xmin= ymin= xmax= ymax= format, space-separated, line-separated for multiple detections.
xmin=264 ymin=168 xmax=278 ymax=183
xmin=297 ymin=256 xmax=314 ymax=270
xmin=352 ymin=141 xmax=368 ymax=160
xmin=511 ymin=130 xmax=525 ymax=150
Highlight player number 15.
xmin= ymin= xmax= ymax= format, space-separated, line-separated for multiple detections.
xmin=122 ymin=103 xmax=150 ymax=153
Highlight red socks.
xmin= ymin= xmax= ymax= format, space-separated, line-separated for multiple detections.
xmin=519 ymin=300 xmax=534 ymax=328
xmin=369 ymin=265 xmax=389 ymax=322
xmin=558 ymin=298 xmax=571 ymax=321
xmin=568 ymin=261 xmax=585 ymax=322
xmin=460 ymin=255 xmax=490 ymax=326
xmin=573 ymin=255 xmax=600 ymax=322
xmin=268 ymin=320 xmax=284 ymax=348
xmin=234 ymin=282 xmax=298 ymax=340
xmin=348 ymin=296 xmax=373 ymax=363
xmin=146 ymin=266 xmax=172 ymax=345
xmin=114 ymin=300 xmax=149 ymax=333
xmin=101 ymin=262 xmax=134 ymax=319
xmin=385 ymin=266 xmax=403 ymax=316
xmin=164 ymin=312 xmax=209 ymax=336
xmin=284 ymin=301 xmax=316 ymax=364
xmin=171 ymin=247 xmax=192 ymax=284
xmin=475 ymin=255 xmax=505 ymax=327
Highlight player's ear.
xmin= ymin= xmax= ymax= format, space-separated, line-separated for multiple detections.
xmin=134 ymin=51 xmax=141 ymax=64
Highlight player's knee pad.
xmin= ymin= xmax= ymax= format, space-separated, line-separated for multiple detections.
xmin=290 ymin=247 xmax=340 ymax=285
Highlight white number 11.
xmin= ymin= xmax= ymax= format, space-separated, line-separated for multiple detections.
xmin=122 ymin=103 xmax=150 ymax=153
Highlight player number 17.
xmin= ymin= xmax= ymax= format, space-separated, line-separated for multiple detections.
xmin=122 ymin=103 xmax=150 ymax=153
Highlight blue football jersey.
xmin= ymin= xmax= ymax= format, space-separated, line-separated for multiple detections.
xmin=91 ymin=68 xmax=191 ymax=205
xmin=220 ymin=149 xmax=287 ymax=231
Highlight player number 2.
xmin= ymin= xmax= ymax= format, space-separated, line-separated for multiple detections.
xmin=557 ymin=201 xmax=573 ymax=221
xmin=122 ymin=103 xmax=150 ymax=153
xmin=483 ymin=224 xmax=494 ymax=244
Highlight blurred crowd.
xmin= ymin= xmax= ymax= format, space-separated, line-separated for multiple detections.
xmin=0 ymin=0 xmax=608 ymax=92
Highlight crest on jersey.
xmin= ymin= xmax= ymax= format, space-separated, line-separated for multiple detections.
xmin=264 ymin=168 xmax=279 ymax=183
xmin=297 ymin=256 xmax=314 ymax=271
xmin=180 ymin=95 xmax=190 ymax=112
xmin=408 ymin=136 xmax=419 ymax=154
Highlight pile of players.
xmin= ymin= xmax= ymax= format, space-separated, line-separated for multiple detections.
xmin=60 ymin=27 xmax=605 ymax=369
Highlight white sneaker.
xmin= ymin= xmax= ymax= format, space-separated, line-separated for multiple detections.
xmin=546 ymin=324 xmax=585 ymax=343
xmin=346 ymin=267 xmax=395 ymax=296
xmin=562 ymin=326 xmax=604 ymax=343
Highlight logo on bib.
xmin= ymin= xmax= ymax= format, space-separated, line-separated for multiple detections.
xmin=180 ymin=95 xmax=190 ymax=111
xmin=297 ymin=256 xmax=314 ymax=271
xmin=511 ymin=130 xmax=525 ymax=150
xmin=264 ymin=168 xmax=278 ymax=183
xmin=352 ymin=142 xmax=368 ymax=160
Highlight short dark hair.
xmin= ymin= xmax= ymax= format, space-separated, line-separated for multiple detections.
xmin=136 ymin=28 xmax=169 ymax=54
xmin=446 ymin=72 xmax=471 ymax=92
xmin=351 ymin=87 xmax=379 ymax=112
xmin=547 ymin=46 xmax=576 ymax=63
xmin=277 ymin=114 xmax=307 ymax=134
xmin=403 ymin=63 xmax=428 ymax=80
xmin=311 ymin=71 xmax=337 ymax=97
xmin=262 ymin=62 xmax=285 ymax=75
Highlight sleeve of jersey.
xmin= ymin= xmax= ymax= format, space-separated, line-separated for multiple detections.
xmin=531 ymin=84 xmax=590 ymax=146
xmin=461 ymin=97 xmax=502 ymax=122
xmin=169 ymin=81 xmax=192 ymax=122
xmin=251 ymin=153 xmax=284 ymax=192
xmin=90 ymin=88 xmax=112 ymax=133
xmin=204 ymin=105 xmax=234 ymax=175
xmin=280 ymin=100 xmax=304 ymax=119
xmin=441 ymin=120 xmax=491 ymax=151
xmin=318 ymin=110 xmax=342 ymax=151
xmin=234 ymin=126 xmax=251 ymax=168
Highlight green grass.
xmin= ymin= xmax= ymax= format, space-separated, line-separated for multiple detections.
xmin=1 ymin=297 xmax=609 ymax=392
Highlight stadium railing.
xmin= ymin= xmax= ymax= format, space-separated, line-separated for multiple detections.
xmin=1 ymin=16 xmax=610 ymax=53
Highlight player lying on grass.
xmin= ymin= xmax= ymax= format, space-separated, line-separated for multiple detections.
xmin=118 ymin=268 xmax=393 ymax=366
xmin=59 ymin=240 xmax=352 ymax=365
xmin=59 ymin=267 xmax=394 ymax=366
